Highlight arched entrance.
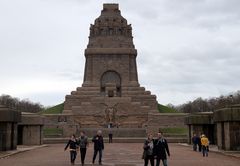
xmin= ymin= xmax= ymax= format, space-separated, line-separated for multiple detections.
xmin=100 ymin=71 xmax=121 ymax=97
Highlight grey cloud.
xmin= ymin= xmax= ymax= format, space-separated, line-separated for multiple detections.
xmin=1 ymin=0 xmax=240 ymax=106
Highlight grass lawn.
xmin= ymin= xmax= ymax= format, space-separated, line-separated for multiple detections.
xmin=158 ymin=104 xmax=179 ymax=113
xmin=40 ymin=103 xmax=64 ymax=114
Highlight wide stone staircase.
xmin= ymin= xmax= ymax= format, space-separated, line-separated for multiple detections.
xmin=43 ymin=127 xmax=187 ymax=144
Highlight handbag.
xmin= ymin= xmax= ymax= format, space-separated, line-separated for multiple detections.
xmin=142 ymin=150 xmax=147 ymax=159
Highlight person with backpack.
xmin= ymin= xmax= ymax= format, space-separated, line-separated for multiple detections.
xmin=201 ymin=134 xmax=209 ymax=157
xmin=154 ymin=132 xmax=170 ymax=166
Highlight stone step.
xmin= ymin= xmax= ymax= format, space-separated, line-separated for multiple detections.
xmin=65 ymin=95 xmax=91 ymax=100
xmin=76 ymin=87 xmax=100 ymax=91
xmin=72 ymin=91 xmax=101 ymax=95
xmin=43 ymin=137 xmax=188 ymax=144
xmin=79 ymin=128 xmax=147 ymax=137
xmin=67 ymin=94 xmax=100 ymax=98
xmin=121 ymin=91 xmax=151 ymax=95
xmin=121 ymin=87 xmax=145 ymax=91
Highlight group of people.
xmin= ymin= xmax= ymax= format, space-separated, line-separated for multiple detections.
xmin=64 ymin=130 xmax=170 ymax=166
xmin=143 ymin=132 xmax=170 ymax=166
xmin=192 ymin=133 xmax=209 ymax=157
xmin=64 ymin=130 xmax=104 ymax=165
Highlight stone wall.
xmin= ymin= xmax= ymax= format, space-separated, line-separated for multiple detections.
xmin=18 ymin=112 xmax=44 ymax=145
xmin=0 ymin=105 xmax=21 ymax=151
xmin=43 ymin=114 xmax=78 ymax=137
xmin=214 ymin=105 xmax=240 ymax=150
xmin=147 ymin=113 xmax=188 ymax=134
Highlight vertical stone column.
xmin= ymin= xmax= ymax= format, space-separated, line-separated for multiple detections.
xmin=188 ymin=125 xmax=193 ymax=144
xmin=224 ymin=122 xmax=230 ymax=150
xmin=83 ymin=55 xmax=93 ymax=86
xmin=12 ymin=123 xmax=18 ymax=150
xmin=0 ymin=123 xmax=6 ymax=151
xmin=216 ymin=123 xmax=222 ymax=149
xmin=129 ymin=54 xmax=139 ymax=86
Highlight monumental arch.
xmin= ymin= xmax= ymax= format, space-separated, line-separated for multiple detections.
xmin=63 ymin=4 xmax=158 ymax=129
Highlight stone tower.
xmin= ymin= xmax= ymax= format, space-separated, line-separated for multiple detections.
xmin=63 ymin=4 xmax=158 ymax=128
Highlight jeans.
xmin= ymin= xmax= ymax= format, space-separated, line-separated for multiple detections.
xmin=156 ymin=158 xmax=167 ymax=166
xmin=93 ymin=149 xmax=103 ymax=164
xmin=202 ymin=146 xmax=208 ymax=157
xmin=109 ymin=134 xmax=113 ymax=143
xmin=70 ymin=150 xmax=77 ymax=164
xmin=198 ymin=144 xmax=202 ymax=152
xmin=144 ymin=155 xmax=154 ymax=166
xmin=193 ymin=144 xmax=197 ymax=151
xmin=80 ymin=148 xmax=87 ymax=164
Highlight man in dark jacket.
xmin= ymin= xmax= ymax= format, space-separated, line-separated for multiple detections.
xmin=92 ymin=130 xmax=104 ymax=165
xmin=154 ymin=132 xmax=170 ymax=166
xmin=192 ymin=133 xmax=198 ymax=151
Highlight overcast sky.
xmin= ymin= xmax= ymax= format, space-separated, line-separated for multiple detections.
xmin=1 ymin=0 xmax=240 ymax=106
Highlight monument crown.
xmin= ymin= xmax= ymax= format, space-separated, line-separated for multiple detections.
xmin=101 ymin=4 xmax=120 ymax=15
xmin=87 ymin=3 xmax=134 ymax=49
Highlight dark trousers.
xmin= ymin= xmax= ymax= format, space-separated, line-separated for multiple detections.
xmin=156 ymin=157 xmax=167 ymax=166
xmin=193 ymin=143 xmax=197 ymax=151
xmin=93 ymin=149 xmax=103 ymax=164
xmin=109 ymin=134 xmax=113 ymax=143
xmin=144 ymin=155 xmax=154 ymax=166
xmin=202 ymin=146 xmax=208 ymax=157
xmin=70 ymin=151 xmax=77 ymax=164
xmin=198 ymin=144 xmax=202 ymax=152
xmin=80 ymin=148 xmax=87 ymax=164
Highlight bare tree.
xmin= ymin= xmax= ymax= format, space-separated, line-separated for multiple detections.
xmin=0 ymin=94 xmax=44 ymax=113
xmin=175 ymin=91 xmax=240 ymax=113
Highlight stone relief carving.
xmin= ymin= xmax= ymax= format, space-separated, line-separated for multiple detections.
xmin=101 ymin=103 xmax=119 ymax=125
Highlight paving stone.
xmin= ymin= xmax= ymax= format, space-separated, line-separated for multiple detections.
xmin=0 ymin=143 xmax=239 ymax=166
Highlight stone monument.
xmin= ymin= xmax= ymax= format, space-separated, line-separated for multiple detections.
xmin=63 ymin=4 xmax=158 ymax=130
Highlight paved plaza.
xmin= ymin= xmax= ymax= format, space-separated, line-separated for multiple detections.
xmin=0 ymin=143 xmax=239 ymax=166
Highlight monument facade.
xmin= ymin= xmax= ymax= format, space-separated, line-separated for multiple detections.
xmin=63 ymin=4 xmax=158 ymax=129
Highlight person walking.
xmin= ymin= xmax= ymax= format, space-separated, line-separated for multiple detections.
xmin=78 ymin=131 xmax=88 ymax=165
xmin=192 ymin=133 xmax=198 ymax=151
xmin=64 ymin=134 xmax=78 ymax=165
xmin=154 ymin=132 xmax=170 ymax=166
xmin=92 ymin=130 xmax=104 ymax=165
xmin=197 ymin=134 xmax=202 ymax=152
xmin=108 ymin=128 xmax=113 ymax=143
xmin=201 ymin=134 xmax=209 ymax=157
xmin=143 ymin=133 xmax=154 ymax=166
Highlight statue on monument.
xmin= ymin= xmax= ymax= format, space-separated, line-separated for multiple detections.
xmin=101 ymin=103 xmax=119 ymax=126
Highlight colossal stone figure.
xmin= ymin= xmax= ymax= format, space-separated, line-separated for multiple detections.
xmin=63 ymin=4 xmax=158 ymax=128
